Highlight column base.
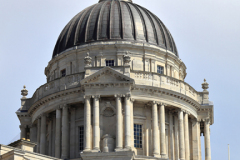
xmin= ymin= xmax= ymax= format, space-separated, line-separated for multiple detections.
xmin=83 ymin=149 xmax=92 ymax=153
xmin=115 ymin=148 xmax=125 ymax=152
xmin=161 ymin=154 xmax=168 ymax=159
xmin=153 ymin=154 xmax=161 ymax=158
xmin=61 ymin=156 xmax=68 ymax=159
xmin=123 ymin=147 xmax=133 ymax=151
xmin=91 ymin=148 xmax=100 ymax=153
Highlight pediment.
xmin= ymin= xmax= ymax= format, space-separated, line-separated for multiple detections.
xmin=80 ymin=67 xmax=134 ymax=85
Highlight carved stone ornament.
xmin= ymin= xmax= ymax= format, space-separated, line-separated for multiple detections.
xmin=21 ymin=85 xmax=28 ymax=98
xmin=123 ymin=52 xmax=131 ymax=65
xmin=202 ymin=79 xmax=209 ymax=91
xmin=101 ymin=102 xmax=116 ymax=117
xmin=84 ymin=52 xmax=92 ymax=67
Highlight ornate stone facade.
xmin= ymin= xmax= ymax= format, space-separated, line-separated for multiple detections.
xmin=0 ymin=0 xmax=214 ymax=160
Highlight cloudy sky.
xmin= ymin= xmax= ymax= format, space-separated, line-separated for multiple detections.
xmin=0 ymin=0 xmax=240 ymax=159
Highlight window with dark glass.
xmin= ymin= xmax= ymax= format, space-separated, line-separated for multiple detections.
xmin=134 ymin=124 xmax=142 ymax=148
xmin=61 ymin=69 xmax=66 ymax=77
xmin=157 ymin=66 xmax=164 ymax=74
xmin=106 ymin=60 xmax=114 ymax=66
xmin=79 ymin=126 xmax=84 ymax=151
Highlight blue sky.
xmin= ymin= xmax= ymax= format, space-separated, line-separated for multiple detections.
xmin=0 ymin=0 xmax=239 ymax=159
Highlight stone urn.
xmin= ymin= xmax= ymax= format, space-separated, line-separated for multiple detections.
xmin=102 ymin=134 xmax=115 ymax=153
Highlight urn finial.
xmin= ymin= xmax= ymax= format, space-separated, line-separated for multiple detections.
xmin=21 ymin=85 xmax=28 ymax=98
xmin=123 ymin=52 xmax=131 ymax=66
xmin=202 ymin=79 xmax=209 ymax=91
xmin=84 ymin=52 xmax=92 ymax=67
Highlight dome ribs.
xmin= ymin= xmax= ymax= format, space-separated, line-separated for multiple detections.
xmin=76 ymin=5 xmax=95 ymax=44
xmin=150 ymin=12 xmax=171 ymax=51
xmin=52 ymin=0 xmax=179 ymax=58
xmin=74 ymin=5 xmax=94 ymax=45
xmin=65 ymin=11 xmax=85 ymax=49
xmin=85 ymin=3 xmax=104 ymax=42
xmin=116 ymin=0 xmax=123 ymax=39
xmin=110 ymin=0 xmax=122 ymax=39
xmin=98 ymin=1 xmax=111 ymax=40
xmin=120 ymin=2 xmax=135 ymax=40
xmin=136 ymin=5 xmax=158 ymax=45
xmin=158 ymin=19 xmax=173 ymax=52
xmin=137 ymin=6 xmax=158 ymax=44
xmin=125 ymin=2 xmax=144 ymax=41
xmin=130 ymin=3 xmax=148 ymax=42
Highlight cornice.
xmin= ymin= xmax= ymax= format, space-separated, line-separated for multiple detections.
xmin=132 ymin=85 xmax=201 ymax=110
xmin=28 ymin=87 xmax=84 ymax=117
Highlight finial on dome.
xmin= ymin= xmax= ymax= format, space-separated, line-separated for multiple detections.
xmin=21 ymin=85 xmax=28 ymax=98
xmin=84 ymin=52 xmax=92 ymax=67
xmin=202 ymin=79 xmax=209 ymax=91
xmin=99 ymin=0 xmax=132 ymax=3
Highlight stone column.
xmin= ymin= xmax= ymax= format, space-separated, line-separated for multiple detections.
xmin=152 ymin=102 xmax=160 ymax=156
xmin=145 ymin=128 xmax=149 ymax=156
xmin=70 ymin=107 xmax=76 ymax=159
xmin=184 ymin=112 xmax=190 ymax=160
xmin=192 ymin=118 xmax=200 ymax=160
xmin=130 ymin=98 xmax=135 ymax=149
xmin=30 ymin=124 xmax=37 ymax=142
xmin=124 ymin=94 xmax=131 ymax=150
xmin=20 ymin=125 xmax=26 ymax=139
xmin=62 ymin=105 xmax=70 ymax=159
xmin=93 ymin=95 xmax=100 ymax=151
xmin=48 ymin=119 xmax=52 ymax=156
xmin=174 ymin=115 xmax=180 ymax=160
xmin=55 ymin=108 xmax=61 ymax=158
xmin=115 ymin=95 xmax=123 ymax=150
xmin=205 ymin=119 xmax=211 ymax=160
xmin=84 ymin=96 xmax=91 ymax=151
xmin=169 ymin=112 xmax=175 ymax=160
xmin=179 ymin=109 xmax=185 ymax=160
xmin=160 ymin=104 xmax=167 ymax=158
xmin=40 ymin=114 xmax=46 ymax=154
xmin=37 ymin=118 xmax=41 ymax=153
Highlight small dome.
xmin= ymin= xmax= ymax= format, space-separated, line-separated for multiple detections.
xmin=53 ymin=0 xmax=178 ymax=58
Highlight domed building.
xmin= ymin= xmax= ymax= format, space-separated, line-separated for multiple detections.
xmin=0 ymin=0 xmax=214 ymax=160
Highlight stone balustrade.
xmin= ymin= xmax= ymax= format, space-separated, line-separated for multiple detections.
xmin=21 ymin=70 xmax=204 ymax=112
xmin=131 ymin=71 xmax=200 ymax=102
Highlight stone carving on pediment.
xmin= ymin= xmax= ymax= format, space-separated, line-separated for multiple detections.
xmin=101 ymin=102 xmax=116 ymax=117
xmin=81 ymin=67 xmax=134 ymax=85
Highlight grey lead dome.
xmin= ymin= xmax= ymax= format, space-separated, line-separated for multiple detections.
xmin=53 ymin=0 xmax=178 ymax=58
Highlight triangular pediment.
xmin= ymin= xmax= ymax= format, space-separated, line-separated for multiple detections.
xmin=80 ymin=67 xmax=134 ymax=85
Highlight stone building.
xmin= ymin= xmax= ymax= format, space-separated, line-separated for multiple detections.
xmin=0 ymin=0 xmax=214 ymax=160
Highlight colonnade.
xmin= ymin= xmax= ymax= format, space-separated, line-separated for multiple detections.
xmin=84 ymin=94 xmax=132 ymax=151
xmin=23 ymin=96 xmax=212 ymax=160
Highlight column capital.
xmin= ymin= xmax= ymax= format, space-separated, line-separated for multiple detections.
xmin=70 ymin=106 xmax=76 ymax=111
xmin=130 ymin=98 xmax=135 ymax=103
xmin=58 ymin=104 xmax=69 ymax=109
xmin=158 ymin=102 xmax=166 ymax=106
xmin=123 ymin=93 xmax=131 ymax=98
xmin=92 ymin=95 xmax=100 ymax=99
xmin=149 ymin=101 xmax=158 ymax=105
xmin=114 ymin=94 xmax=123 ymax=98
xmin=40 ymin=113 xmax=47 ymax=118
xmin=28 ymin=124 xmax=35 ymax=128
xmin=203 ymin=118 xmax=210 ymax=124
xmin=178 ymin=108 xmax=186 ymax=113
xmin=19 ymin=124 xmax=27 ymax=129
xmin=84 ymin=95 xmax=92 ymax=100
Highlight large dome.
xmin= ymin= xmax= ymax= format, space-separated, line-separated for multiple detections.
xmin=53 ymin=0 xmax=178 ymax=58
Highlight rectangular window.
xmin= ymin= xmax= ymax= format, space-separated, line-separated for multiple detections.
xmin=134 ymin=124 xmax=143 ymax=148
xmin=61 ymin=69 xmax=66 ymax=77
xmin=79 ymin=126 xmax=84 ymax=151
xmin=106 ymin=60 xmax=114 ymax=66
xmin=157 ymin=65 xmax=164 ymax=74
